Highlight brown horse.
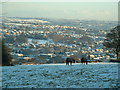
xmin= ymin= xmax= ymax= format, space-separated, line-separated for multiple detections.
xmin=81 ymin=57 xmax=88 ymax=64
xmin=66 ymin=57 xmax=75 ymax=65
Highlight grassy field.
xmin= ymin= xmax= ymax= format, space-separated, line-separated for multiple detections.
xmin=1 ymin=62 xmax=119 ymax=88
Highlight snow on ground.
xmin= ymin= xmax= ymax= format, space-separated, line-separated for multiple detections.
xmin=1 ymin=62 xmax=119 ymax=88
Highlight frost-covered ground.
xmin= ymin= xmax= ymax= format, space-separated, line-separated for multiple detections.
xmin=1 ymin=62 xmax=119 ymax=88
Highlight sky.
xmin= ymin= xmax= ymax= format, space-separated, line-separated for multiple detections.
xmin=2 ymin=2 xmax=118 ymax=21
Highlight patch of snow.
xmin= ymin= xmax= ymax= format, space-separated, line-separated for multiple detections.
xmin=1 ymin=62 xmax=119 ymax=88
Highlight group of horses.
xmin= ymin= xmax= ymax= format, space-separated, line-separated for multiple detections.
xmin=66 ymin=57 xmax=88 ymax=65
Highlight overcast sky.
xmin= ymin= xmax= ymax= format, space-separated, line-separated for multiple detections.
xmin=2 ymin=2 xmax=118 ymax=21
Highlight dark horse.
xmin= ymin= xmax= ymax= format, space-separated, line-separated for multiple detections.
xmin=66 ymin=57 xmax=75 ymax=65
xmin=81 ymin=57 xmax=88 ymax=64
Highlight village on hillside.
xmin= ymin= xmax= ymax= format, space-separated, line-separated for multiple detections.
xmin=1 ymin=17 xmax=118 ymax=65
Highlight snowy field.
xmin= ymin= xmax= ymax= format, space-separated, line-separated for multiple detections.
xmin=1 ymin=62 xmax=119 ymax=88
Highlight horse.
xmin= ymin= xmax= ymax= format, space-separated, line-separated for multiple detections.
xmin=66 ymin=57 xmax=75 ymax=65
xmin=81 ymin=57 xmax=88 ymax=65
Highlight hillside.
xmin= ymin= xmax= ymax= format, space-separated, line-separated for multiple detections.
xmin=1 ymin=62 xmax=119 ymax=88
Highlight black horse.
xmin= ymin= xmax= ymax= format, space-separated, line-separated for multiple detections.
xmin=81 ymin=57 xmax=88 ymax=64
xmin=66 ymin=57 xmax=75 ymax=65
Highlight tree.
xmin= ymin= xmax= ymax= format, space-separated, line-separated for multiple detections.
xmin=103 ymin=25 xmax=120 ymax=59
xmin=2 ymin=41 xmax=12 ymax=66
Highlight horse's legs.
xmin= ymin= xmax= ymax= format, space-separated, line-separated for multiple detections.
xmin=70 ymin=61 xmax=72 ymax=65
xmin=83 ymin=61 xmax=85 ymax=64
xmin=86 ymin=61 xmax=88 ymax=65
xmin=81 ymin=61 xmax=83 ymax=64
xmin=67 ymin=62 xmax=69 ymax=65
xmin=66 ymin=62 xmax=69 ymax=65
xmin=66 ymin=61 xmax=68 ymax=65
xmin=82 ymin=61 xmax=84 ymax=64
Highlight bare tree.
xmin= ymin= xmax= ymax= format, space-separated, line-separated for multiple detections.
xmin=103 ymin=25 xmax=120 ymax=59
